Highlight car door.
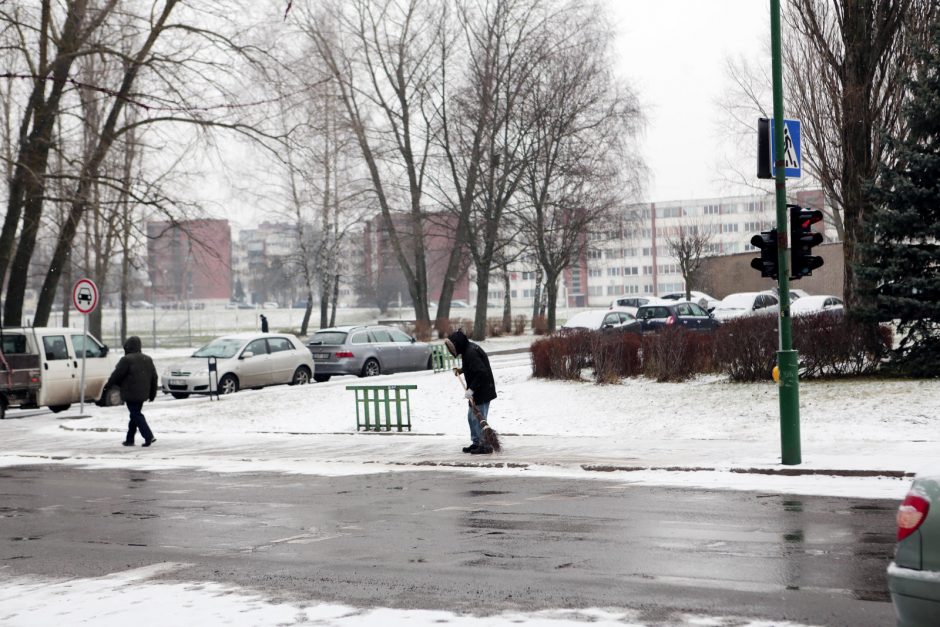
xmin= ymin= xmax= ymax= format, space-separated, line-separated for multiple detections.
xmin=388 ymin=328 xmax=421 ymax=370
xmin=265 ymin=336 xmax=296 ymax=384
xmin=674 ymin=303 xmax=695 ymax=329
xmin=687 ymin=303 xmax=715 ymax=331
xmin=69 ymin=332 xmax=112 ymax=400
xmin=367 ymin=328 xmax=398 ymax=371
xmin=238 ymin=338 xmax=273 ymax=387
xmin=38 ymin=333 xmax=76 ymax=406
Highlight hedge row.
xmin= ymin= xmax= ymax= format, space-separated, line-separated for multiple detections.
xmin=531 ymin=313 xmax=893 ymax=383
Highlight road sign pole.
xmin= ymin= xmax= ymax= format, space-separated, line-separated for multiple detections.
xmin=771 ymin=0 xmax=800 ymax=465
xmin=79 ymin=314 xmax=88 ymax=415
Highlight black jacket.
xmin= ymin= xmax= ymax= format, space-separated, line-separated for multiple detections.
xmin=106 ymin=336 xmax=159 ymax=403
xmin=448 ymin=330 xmax=497 ymax=405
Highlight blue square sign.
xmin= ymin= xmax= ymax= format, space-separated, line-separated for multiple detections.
xmin=770 ymin=119 xmax=801 ymax=178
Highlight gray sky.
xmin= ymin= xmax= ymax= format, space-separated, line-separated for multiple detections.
xmin=608 ymin=1 xmax=770 ymax=203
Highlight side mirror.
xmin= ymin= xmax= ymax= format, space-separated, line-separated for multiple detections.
xmin=410 ymin=336 xmax=416 ymax=343
xmin=101 ymin=345 xmax=109 ymax=356
xmin=241 ymin=350 xmax=254 ymax=359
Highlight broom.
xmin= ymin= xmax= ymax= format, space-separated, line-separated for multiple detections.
xmin=456 ymin=370 xmax=502 ymax=453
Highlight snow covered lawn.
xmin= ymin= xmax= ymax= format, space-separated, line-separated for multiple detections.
xmin=3 ymin=336 xmax=937 ymax=500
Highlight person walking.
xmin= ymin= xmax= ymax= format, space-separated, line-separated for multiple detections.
xmin=445 ymin=329 xmax=497 ymax=454
xmin=260 ymin=314 xmax=269 ymax=332
xmin=106 ymin=336 xmax=159 ymax=447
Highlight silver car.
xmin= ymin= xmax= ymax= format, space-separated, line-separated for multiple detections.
xmin=306 ymin=325 xmax=432 ymax=382
xmin=162 ymin=333 xmax=315 ymax=398
xmin=889 ymin=471 xmax=940 ymax=626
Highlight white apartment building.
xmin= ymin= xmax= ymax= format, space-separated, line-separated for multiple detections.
xmin=481 ymin=190 xmax=832 ymax=309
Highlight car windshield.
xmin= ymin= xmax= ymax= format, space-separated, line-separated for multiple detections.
xmin=192 ymin=338 xmax=244 ymax=358
xmin=309 ymin=331 xmax=348 ymax=345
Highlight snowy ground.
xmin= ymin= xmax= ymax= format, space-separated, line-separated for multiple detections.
xmin=2 ymin=333 xmax=936 ymax=626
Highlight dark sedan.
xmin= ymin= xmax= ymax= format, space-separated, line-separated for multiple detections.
xmin=635 ymin=301 xmax=720 ymax=334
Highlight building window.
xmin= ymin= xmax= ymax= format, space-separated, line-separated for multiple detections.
xmin=704 ymin=204 xmax=720 ymax=215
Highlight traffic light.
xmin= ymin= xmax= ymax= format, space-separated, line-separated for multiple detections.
xmin=789 ymin=204 xmax=824 ymax=279
xmin=750 ymin=229 xmax=779 ymax=279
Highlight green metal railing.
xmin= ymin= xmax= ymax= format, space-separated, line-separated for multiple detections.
xmin=346 ymin=384 xmax=417 ymax=432
xmin=430 ymin=344 xmax=461 ymax=373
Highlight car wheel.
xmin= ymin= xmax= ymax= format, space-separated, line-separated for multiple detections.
xmin=313 ymin=374 xmax=331 ymax=383
xmin=49 ymin=404 xmax=71 ymax=413
xmin=218 ymin=374 xmax=239 ymax=395
xmin=170 ymin=392 xmax=190 ymax=400
xmin=360 ymin=358 xmax=380 ymax=377
xmin=291 ymin=366 xmax=311 ymax=385
xmin=426 ymin=356 xmax=433 ymax=370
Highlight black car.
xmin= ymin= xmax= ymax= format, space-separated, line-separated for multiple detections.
xmin=635 ymin=301 xmax=720 ymax=333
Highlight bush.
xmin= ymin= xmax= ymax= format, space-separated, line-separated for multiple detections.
xmin=531 ymin=331 xmax=591 ymax=380
xmin=641 ymin=327 xmax=715 ymax=382
xmin=486 ymin=318 xmax=504 ymax=338
xmin=793 ymin=314 xmax=892 ymax=377
xmin=713 ymin=315 xmax=777 ymax=382
xmin=591 ymin=332 xmax=642 ymax=383
xmin=513 ymin=315 xmax=527 ymax=335
xmin=532 ymin=315 xmax=548 ymax=335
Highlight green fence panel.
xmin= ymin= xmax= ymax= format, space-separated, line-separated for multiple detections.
xmin=430 ymin=344 xmax=462 ymax=373
xmin=346 ymin=384 xmax=417 ymax=432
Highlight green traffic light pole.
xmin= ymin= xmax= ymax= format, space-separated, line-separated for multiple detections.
xmin=770 ymin=0 xmax=801 ymax=465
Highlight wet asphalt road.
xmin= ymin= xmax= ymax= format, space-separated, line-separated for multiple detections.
xmin=0 ymin=466 xmax=897 ymax=626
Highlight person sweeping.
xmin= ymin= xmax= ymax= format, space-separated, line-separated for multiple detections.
xmin=445 ymin=329 xmax=500 ymax=454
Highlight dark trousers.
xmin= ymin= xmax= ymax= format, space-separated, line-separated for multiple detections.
xmin=125 ymin=401 xmax=154 ymax=443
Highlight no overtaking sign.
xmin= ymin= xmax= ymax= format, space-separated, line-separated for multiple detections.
xmin=72 ymin=278 xmax=99 ymax=314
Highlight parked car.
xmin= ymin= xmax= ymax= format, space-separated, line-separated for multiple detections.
xmin=888 ymin=471 xmax=940 ymax=626
xmin=162 ymin=332 xmax=314 ymax=398
xmin=660 ymin=290 xmax=720 ymax=312
xmin=306 ymin=325 xmax=432 ymax=382
xmin=711 ymin=292 xmax=779 ymax=322
xmin=0 ymin=327 xmax=119 ymax=415
xmin=790 ymin=295 xmax=844 ymax=317
xmin=635 ymin=301 xmax=720 ymax=333
xmin=560 ymin=308 xmax=641 ymax=334
xmin=129 ymin=300 xmax=153 ymax=309
xmin=608 ymin=296 xmax=669 ymax=315
xmin=262 ymin=301 xmax=279 ymax=309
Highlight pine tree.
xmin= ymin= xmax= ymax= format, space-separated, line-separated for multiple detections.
xmin=859 ymin=19 xmax=940 ymax=376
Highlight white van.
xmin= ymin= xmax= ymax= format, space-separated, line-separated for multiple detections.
xmin=0 ymin=327 xmax=120 ymax=413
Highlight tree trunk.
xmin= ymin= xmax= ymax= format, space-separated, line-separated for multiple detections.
xmin=330 ymin=273 xmax=340 ymax=327
xmin=472 ymin=267 xmax=491 ymax=341
xmin=544 ymin=274 xmax=559 ymax=332
xmin=531 ymin=266 xmax=542 ymax=325
xmin=501 ymin=267 xmax=512 ymax=333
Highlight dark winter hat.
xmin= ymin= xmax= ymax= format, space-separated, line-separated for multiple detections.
xmin=123 ymin=336 xmax=142 ymax=354
xmin=446 ymin=329 xmax=469 ymax=356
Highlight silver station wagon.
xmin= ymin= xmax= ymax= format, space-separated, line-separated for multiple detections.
xmin=306 ymin=325 xmax=432 ymax=382
xmin=162 ymin=332 xmax=315 ymax=398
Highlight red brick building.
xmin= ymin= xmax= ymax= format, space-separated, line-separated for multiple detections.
xmin=363 ymin=212 xmax=470 ymax=310
xmin=147 ymin=219 xmax=232 ymax=304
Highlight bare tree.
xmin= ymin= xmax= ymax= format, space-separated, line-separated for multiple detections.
xmin=720 ymin=1 xmax=938 ymax=310
xmin=518 ymin=4 xmax=643 ymax=332
xmin=301 ymin=0 xmax=446 ymax=335
xmin=664 ymin=218 xmax=715 ymax=303
xmin=435 ymin=0 xmax=550 ymax=340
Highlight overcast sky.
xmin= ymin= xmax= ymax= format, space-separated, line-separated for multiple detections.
xmin=607 ymin=1 xmax=770 ymax=203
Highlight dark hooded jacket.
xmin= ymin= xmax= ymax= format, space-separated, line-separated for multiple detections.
xmin=106 ymin=336 xmax=158 ymax=403
xmin=448 ymin=330 xmax=496 ymax=405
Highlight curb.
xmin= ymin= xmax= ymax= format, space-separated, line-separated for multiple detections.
xmin=581 ymin=464 xmax=914 ymax=479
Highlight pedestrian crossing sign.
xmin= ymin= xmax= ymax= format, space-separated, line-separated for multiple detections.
xmin=770 ymin=118 xmax=801 ymax=178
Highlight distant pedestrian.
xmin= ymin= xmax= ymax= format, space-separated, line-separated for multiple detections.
xmin=445 ymin=329 xmax=497 ymax=454
xmin=106 ymin=336 xmax=159 ymax=448
xmin=260 ymin=314 xmax=269 ymax=332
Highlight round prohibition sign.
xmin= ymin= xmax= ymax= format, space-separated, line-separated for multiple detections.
xmin=72 ymin=278 xmax=99 ymax=314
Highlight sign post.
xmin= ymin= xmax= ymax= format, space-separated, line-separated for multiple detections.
xmin=72 ymin=278 xmax=99 ymax=415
